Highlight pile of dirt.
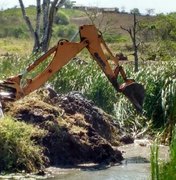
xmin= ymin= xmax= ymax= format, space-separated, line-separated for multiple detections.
xmin=5 ymin=88 xmax=124 ymax=167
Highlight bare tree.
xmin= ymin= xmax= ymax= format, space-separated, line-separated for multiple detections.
xmin=84 ymin=8 xmax=116 ymax=34
xmin=121 ymin=13 xmax=140 ymax=72
xmin=84 ymin=7 xmax=100 ymax=25
xmin=146 ymin=8 xmax=155 ymax=16
xmin=19 ymin=0 xmax=66 ymax=52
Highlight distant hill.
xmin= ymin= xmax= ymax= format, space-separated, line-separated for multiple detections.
xmin=71 ymin=12 xmax=152 ymax=35
xmin=0 ymin=7 xmax=153 ymax=39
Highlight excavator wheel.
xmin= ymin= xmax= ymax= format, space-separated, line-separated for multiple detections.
xmin=120 ymin=82 xmax=145 ymax=113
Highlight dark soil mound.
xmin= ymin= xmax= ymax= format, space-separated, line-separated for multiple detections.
xmin=5 ymin=88 xmax=123 ymax=167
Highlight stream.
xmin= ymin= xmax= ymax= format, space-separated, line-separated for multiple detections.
xmin=0 ymin=142 xmax=169 ymax=180
xmin=46 ymin=161 xmax=150 ymax=180
xmin=45 ymin=142 xmax=169 ymax=180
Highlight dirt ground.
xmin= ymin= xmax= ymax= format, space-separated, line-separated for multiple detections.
xmin=4 ymin=88 xmax=130 ymax=167
xmin=71 ymin=12 xmax=153 ymax=35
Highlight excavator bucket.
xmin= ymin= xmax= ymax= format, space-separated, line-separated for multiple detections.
xmin=120 ymin=82 xmax=145 ymax=113
xmin=0 ymin=82 xmax=17 ymax=101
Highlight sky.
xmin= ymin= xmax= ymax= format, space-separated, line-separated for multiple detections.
xmin=0 ymin=0 xmax=176 ymax=14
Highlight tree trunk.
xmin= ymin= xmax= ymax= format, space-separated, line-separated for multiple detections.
xmin=134 ymin=45 xmax=139 ymax=72
xmin=19 ymin=0 xmax=66 ymax=53
xmin=121 ymin=13 xmax=139 ymax=72
xmin=19 ymin=0 xmax=36 ymax=51
xmin=41 ymin=0 xmax=50 ymax=52
xmin=33 ymin=0 xmax=41 ymax=52
xmin=133 ymin=13 xmax=139 ymax=72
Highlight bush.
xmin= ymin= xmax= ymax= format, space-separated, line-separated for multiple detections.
xmin=103 ymin=33 xmax=127 ymax=43
xmin=52 ymin=60 xmax=117 ymax=113
xmin=0 ymin=26 xmax=28 ymax=38
xmin=0 ymin=117 xmax=47 ymax=172
xmin=0 ymin=54 xmax=29 ymax=79
xmin=54 ymin=11 xmax=69 ymax=25
xmin=53 ymin=24 xmax=77 ymax=40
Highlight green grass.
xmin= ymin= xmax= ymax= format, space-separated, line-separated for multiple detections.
xmin=151 ymin=128 xmax=176 ymax=180
xmin=0 ymin=116 xmax=47 ymax=172
xmin=0 ymin=38 xmax=33 ymax=55
xmin=52 ymin=59 xmax=117 ymax=113
xmin=60 ymin=8 xmax=85 ymax=18
xmin=150 ymin=140 xmax=159 ymax=180
xmin=116 ymin=60 xmax=176 ymax=126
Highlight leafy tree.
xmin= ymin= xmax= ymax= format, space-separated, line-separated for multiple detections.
xmin=19 ymin=0 xmax=66 ymax=52
xmin=130 ymin=8 xmax=141 ymax=15
xmin=155 ymin=14 xmax=176 ymax=41
xmin=54 ymin=11 xmax=69 ymax=25
xmin=139 ymin=13 xmax=176 ymax=61
xmin=64 ymin=0 xmax=75 ymax=9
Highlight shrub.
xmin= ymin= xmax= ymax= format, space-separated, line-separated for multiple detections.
xmin=52 ymin=60 xmax=116 ymax=113
xmin=103 ymin=33 xmax=127 ymax=43
xmin=0 ymin=117 xmax=47 ymax=172
xmin=54 ymin=11 xmax=69 ymax=25
xmin=53 ymin=24 xmax=77 ymax=40
xmin=0 ymin=26 xmax=28 ymax=39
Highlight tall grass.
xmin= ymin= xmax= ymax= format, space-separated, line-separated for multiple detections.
xmin=161 ymin=75 xmax=176 ymax=142
xmin=139 ymin=61 xmax=176 ymax=126
xmin=151 ymin=128 xmax=176 ymax=180
xmin=52 ymin=59 xmax=117 ymax=113
xmin=0 ymin=116 xmax=47 ymax=172
xmin=114 ymin=60 xmax=176 ymax=130
xmin=51 ymin=58 xmax=176 ymax=134
xmin=0 ymin=52 xmax=175 ymax=135
xmin=150 ymin=140 xmax=159 ymax=180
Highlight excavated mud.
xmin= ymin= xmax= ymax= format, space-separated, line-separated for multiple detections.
xmin=4 ymin=88 xmax=124 ymax=167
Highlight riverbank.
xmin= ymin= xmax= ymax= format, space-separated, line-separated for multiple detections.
xmin=0 ymin=87 xmax=169 ymax=177
xmin=1 ymin=88 xmax=124 ymax=172
xmin=45 ymin=142 xmax=169 ymax=180
xmin=0 ymin=141 xmax=169 ymax=179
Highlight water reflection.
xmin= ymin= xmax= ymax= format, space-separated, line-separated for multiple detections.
xmin=47 ymin=158 xmax=150 ymax=180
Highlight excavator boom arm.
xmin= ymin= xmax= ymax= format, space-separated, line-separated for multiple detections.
xmin=23 ymin=39 xmax=88 ymax=96
xmin=0 ymin=25 xmax=145 ymax=112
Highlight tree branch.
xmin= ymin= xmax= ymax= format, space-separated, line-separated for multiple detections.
xmin=56 ymin=0 xmax=66 ymax=9
xmin=120 ymin=26 xmax=131 ymax=34
xmin=43 ymin=0 xmax=66 ymax=51
xmin=18 ymin=0 xmax=35 ymax=38
xmin=42 ymin=0 xmax=50 ymax=45
xmin=34 ymin=0 xmax=41 ymax=51
xmin=19 ymin=0 xmax=66 ymax=52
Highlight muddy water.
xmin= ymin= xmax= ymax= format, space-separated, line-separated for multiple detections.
xmin=46 ymin=143 xmax=169 ymax=180
xmin=46 ymin=162 xmax=150 ymax=180
xmin=0 ymin=143 xmax=168 ymax=180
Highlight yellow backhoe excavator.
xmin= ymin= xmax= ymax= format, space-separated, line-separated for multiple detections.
xmin=0 ymin=25 xmax=145 ymax=112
